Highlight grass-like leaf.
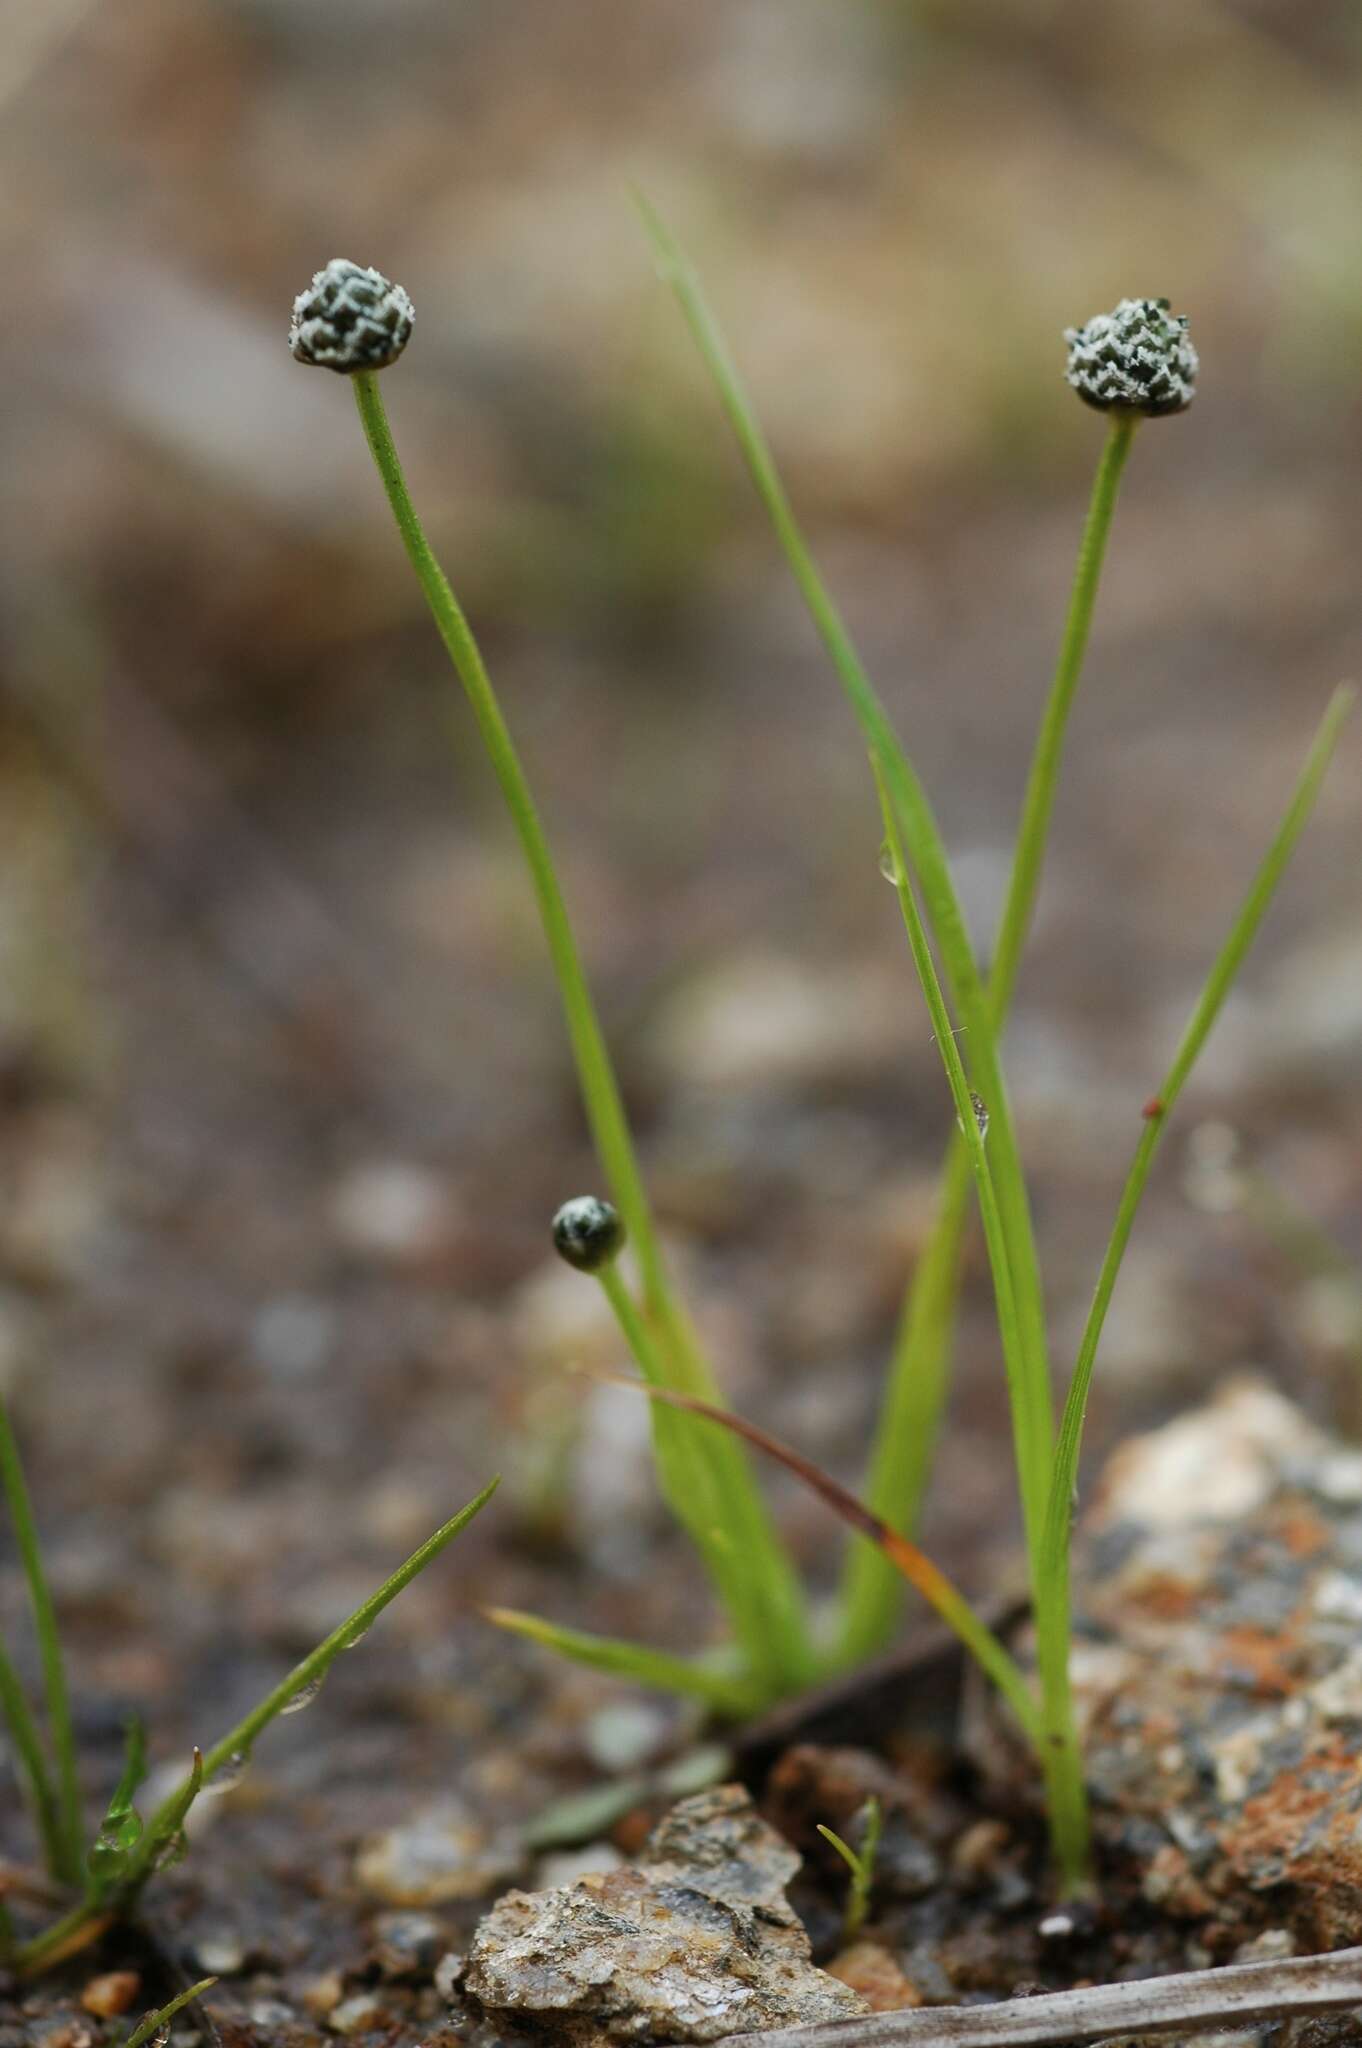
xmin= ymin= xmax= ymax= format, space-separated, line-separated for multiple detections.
xmin=86 ymin=1717 xmax=149 ymax=1896
xmin=0 ymin=1395 xmax=83 ymax=1883
xmin=840 ymin=413 xmax=1137 ymax=1659
xmin=483 ymin=1608 xmax=760 ymax=1717
xmin=0 ymin=1632 xmax=65 ymax=1887
xmin=635 ymin=195 xmax=1054 ymax=1573
xmin=817 ymin=1795 xmax=882 ymax=1943
xmin=122 ymin=1979 xmax=217 ymax=2048
xmin=350 ymin=366 xmax=811 ymax=1697
xmin=14 ymin=1480 xmax=500 ymax=1977
xmin=1034 ymin=683 xmax=1355 ymax=1870
xmin=615 ymin=1376 xmax=1042 ymax=1746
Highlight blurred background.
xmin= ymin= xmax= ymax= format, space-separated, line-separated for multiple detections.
xmin=1 ymin=0 xmax=1360 ymax=1971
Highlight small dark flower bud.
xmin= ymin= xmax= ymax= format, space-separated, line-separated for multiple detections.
xmin=289 ymin=259 xmax=414 ymax=374
xmin=551 ymin=1196 xmax=625 ymax=1274
xmin=1064 ymin=297 xmax=1197 ymax=417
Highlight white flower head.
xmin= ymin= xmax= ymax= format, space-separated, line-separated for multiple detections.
xmin=1064 ymin=298 xmax=1197 ymax=417
xmin=289 ymin=259 xmax=414 ymax=374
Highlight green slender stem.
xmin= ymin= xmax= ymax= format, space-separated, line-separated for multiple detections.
xmin=0 ymin=1398 xmax=82 ymax=1883
xmin=818 ymin=1796 xmax=882 ymax=1943
xmin=629 ymin=1376 xmax=1044 ymax=1746
xmin=875 ymin=763 xmax=1083 ymax=1874
xmin=484 ymin=1607 xmax=759 ymax=1717
xmin=14 ymin=1482 xmax=499 ymax=1977
xmin=0 ymin=1633 xmax=64 ymax=1880
xmin=1036 ymin=684 xmax=1352 ymax=1890
xmin=840 ymin=415 xmax=1137 ymax=1661
xmin=351 ymin=373 xmax=670 ymax=1338
xmin=989 ymin=415 xmax=1136 ymax=1014
xmin=595 ymin=1260 xmax=814 ymax=1690
xmin=123 ymin=1980 xmax=217 ymax=2048
xmin=637 ymin=199 xmax=1054 ymax=1564
xmin=837 ymin=1136 xmax=972 ymax=1663
xmin=350 ymin=369 xmax=810 ymax=1691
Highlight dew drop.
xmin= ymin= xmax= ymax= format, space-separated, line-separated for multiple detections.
xmin=87 ymin=1836 xmax=123 ymax=1879
xmin=341 ymin=1622 xmax=372 ymax=1652
xmin=151 ymin=1829 xmax=189 ymax=1872
xmin=280 ymin=1674 xmax=324 ymax=1715
xmin=203 ymin=1751 xmax=249 ymax=1796
xmin=147 ymin=2023 xmax=172 ymax=2048
xmin=877 ymin=839 xmax=899 ymax=885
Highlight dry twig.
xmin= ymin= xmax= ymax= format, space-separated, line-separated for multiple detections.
xmin=715 ymin=1944 xmax=1362 ymax=2048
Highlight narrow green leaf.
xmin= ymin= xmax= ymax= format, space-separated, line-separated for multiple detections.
xmin=87 ymin=1717 xmax=148 ymax=1894
xmin=593 ymin=1263 xmax=812 ymax=1698
xmin=0 ymin=1633 xmax=64 ymax=1880
xmin=351 ymin=366 xmax=811 ymax=1695
xmin=15 ymin=1480 xmax=503 ymax=1975
xmin=484 ymin=1607 xmax=760 ymax=1717
xmin=636 ymin=196 xmax=1054 ymax=1561
xmin=1035 ymin=684 xmax=1353 ymax=1883
xmin=0 ymin=1396 xmax=83 ymax=1882
xmin=619 ymin=1375 xmax=1043 ymax=1746
xmin=841 ymin=415 xmax=1138 ymax=1658
xmin=122 ymin=1980 xmax=217 ymax=2048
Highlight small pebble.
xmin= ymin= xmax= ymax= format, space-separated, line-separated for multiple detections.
xmin=329 ymin=1160 xmax=458 ymax=1266
xmin=327 ymin=1992 xmax=386 ymax=2036
xmin=191 ymin=1933 xmax=245 ymax=1976
xmin=301 ymin=1971 xmax=346 ymax=2017
xmin=80 ymin=1973 xmax=140 ymax=2019
xmin=248 ymin=2003 xmax=296 ymax=2030
xmin=372 ymin=1910 xmax=446 ymax=1978
xmin=584 ymin=1700 xmax=672 ymax=1773
xmin=826 ymin=1940 xmax=923 ymax=2012
xmin=950 ymin=1818 xmax=1012 ymax=1880
xmin=355 ymin=1802 xmax=522 ymax=1906
xmin=433 ymin=1953 xmax=465 ymax=2001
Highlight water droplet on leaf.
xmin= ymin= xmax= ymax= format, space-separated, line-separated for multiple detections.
xmin=281 ymin=1674 xmax=324 ymax=1714
xmin=151 ymin=1829 xmax=188 ymax=1872
xmin=203 ymin=1751 xmax=249 ymax=1796
xmin=877 ymin=839 xmax=899 ymax=885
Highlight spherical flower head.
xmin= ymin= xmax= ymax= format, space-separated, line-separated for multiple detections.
xmin=552 ymin=1196 xmax=626 ymax=1274
xmin=1064 ymin=297 xmax=1197 ymax=417
xmin=289 ymin=259 xmax=414 ymax=374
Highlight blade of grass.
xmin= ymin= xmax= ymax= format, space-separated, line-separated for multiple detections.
xmin=0 ymin=1634 xmax=64 ymax=1881
xmin=144 ymin=1478 xmax=502 ymax=1829
xmin=350 ymin=368 xmax=811 ymax=1695
xmin=14 ymin=1481 xmax=500 ymax=1977
xmin=817 ymin=1795 xmax=881 ymax=1943
xmin=591 ymin=1258 xmax=811 ymax=1694
xmin=840 ymin=414 xmax=1137 ymax=1658
xmin=87 ymin=1718 xmax=150 ymax=1897
xmin=124 ymin=1747 xmax=202 ymax=1902
xmin=872 ymin=769 xmax=1070 ymax=1825
xmin=615 ymin=1376 xmax=1042 ymax=1748
xmin=122 ymin=1980 xmax=217 ymax=2048
xmin=1035 ymin=683 xmax=1353 ymax=1886
xmin=636 ymin=197 xmax=1054 ymax=1562
xmin=837 ymin=1139 xmax=971 ymax=1663
xmin=483 ymin=1608 xmax=760 ymax=1717
xmin=0 ymin=1396 xmax=82 ymax=1883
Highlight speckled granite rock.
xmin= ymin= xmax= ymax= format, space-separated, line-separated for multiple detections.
xmin=977 ymin=1378 xmax=1362 ymax=1951
xmin=461 ymin=1785 xmax=866 ymax=2044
